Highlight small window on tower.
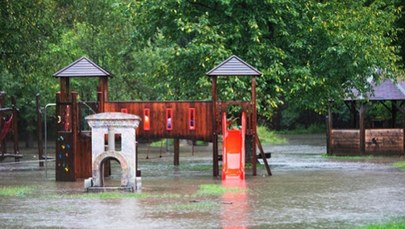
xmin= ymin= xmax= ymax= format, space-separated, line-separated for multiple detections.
xmin=144 ymin=108 xmax=150 ymax=131
xmin=189 ymin=108 xmax=196 ymax=130
xmin=166 ymin=108 xmax=173 ymax=131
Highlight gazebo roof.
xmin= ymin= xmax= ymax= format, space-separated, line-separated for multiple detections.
xmin=347 ymin=79 xmax=405 ymax=101
xmin=206 ymin=55 xmax=261 ymax=76
xmin=53 ymin=56 xmax=111 ymax=78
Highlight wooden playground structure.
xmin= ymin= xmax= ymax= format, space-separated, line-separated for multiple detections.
xmin=52 ymin=55 xmax=271 ymax=181
xmin=0 ymin=91 xmax=21 ymax=161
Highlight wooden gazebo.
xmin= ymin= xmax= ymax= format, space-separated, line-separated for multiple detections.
xmin=327 ymin=79 xmax=405 ymax=156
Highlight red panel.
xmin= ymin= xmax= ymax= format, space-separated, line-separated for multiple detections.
xmin=120 ymin=108 xmax=128 ymax=113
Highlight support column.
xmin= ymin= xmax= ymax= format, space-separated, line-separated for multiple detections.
xmin=11 ymin=96 xmax=19 ymax=161
xmin=351 ymin=101 xmax=357 ymax=128
xmin=392 ymin=101 xmax=397 ymax=128
xmin=403 ymin=108 xmax=405 ymax=155
xmin=59 ymin=78 xmax=70 ymax=102
xmin=359 ymin=103 xmax=366 ymax=154
xmin=251 ymin=77 xmax=257 ymax=176
xmin=212 ymin=76 xmax=219 ymax=177
xmin=36 ymin=94 xmax=44 ymax=167
xmin=326 ymin=101 xmax=333 ymax=155
xmin=174 ymin=138 xmax=180 ymax=166
xmin=0 ymin=92 xmax=5 ymax=156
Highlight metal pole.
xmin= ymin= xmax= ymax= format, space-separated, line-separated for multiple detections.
xmin=44 ymin=103 xmax=56 ymax=178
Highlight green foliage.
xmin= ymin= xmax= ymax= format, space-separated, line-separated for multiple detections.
xmin=1 ymin=0 xmax=404 ymax=133
xmin=257 ymin=126 xmax=287 ymax=144
xmin=276 ymin=123 xmax=325 ymax=135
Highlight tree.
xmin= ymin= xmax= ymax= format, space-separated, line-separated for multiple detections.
xmin=0 ymin=0 xmax=57 ymax=144
xmin=123 ymin=0 xmax=404 ymax=120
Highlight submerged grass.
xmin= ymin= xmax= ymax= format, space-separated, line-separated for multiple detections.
xmin=0 ymin=186 xmax=33 ymax=197
xmin=393 ymin=161 xmax=405 ymax=172
xmin=358 ymin=217 xmax=405 ymax=229
xmin=163 ymin=200 xmax=220 ymax=212
xmin=196 ymin=184 xmax=246 ymax=196
xmin=321 ymin=154 xmax=376 ymax=160
xmin=75 ymin=192 xmax=182 ymax=199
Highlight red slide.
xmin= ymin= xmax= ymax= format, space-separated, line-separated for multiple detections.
xmin=222 ymin=112 xmax=246 ymax=180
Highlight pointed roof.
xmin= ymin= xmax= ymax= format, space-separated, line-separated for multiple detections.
xmin=347 ymin=79 xmax=405 ymax=101
xmin=53 ymin=56 xmax=111 ymax=77
xmin=206 ymin=55 xmax=261 ymax=76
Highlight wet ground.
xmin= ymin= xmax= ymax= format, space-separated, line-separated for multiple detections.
xmin=1 ymin=135 xmax=405 ymax=228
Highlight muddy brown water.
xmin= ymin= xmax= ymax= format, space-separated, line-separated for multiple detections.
xmin=1 ymin=135 xmax=405 ymax=228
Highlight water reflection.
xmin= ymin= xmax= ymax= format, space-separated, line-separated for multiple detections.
xmin=221 ymin=179 xmax=248 ymax=229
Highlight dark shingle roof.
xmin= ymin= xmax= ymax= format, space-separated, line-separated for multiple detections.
xmin=206 ymin=55 xmax=261 ymax=76
xmin=347 ymin=79 xmax=405 ymax=101
xmin=53 ymin=56 xmax=111 ymax=77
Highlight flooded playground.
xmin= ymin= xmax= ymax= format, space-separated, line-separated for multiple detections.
xmin=1 ymin=135 xmax=405 ymax=228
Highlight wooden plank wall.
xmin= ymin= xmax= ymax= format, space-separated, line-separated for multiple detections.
xmin=365 ymin=129 xmax=403 ymax=155
xmin=104 ymin=101 xmax=213 ymax=141
xmin=330 ymin=129 xmax=404 ymax=155
xmin=75 ymin=134 xmax=92 ymax=178
xmin=330 ymin=129 xmax=360 ymax=155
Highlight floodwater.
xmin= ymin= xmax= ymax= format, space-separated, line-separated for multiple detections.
xmin=1 ymin=135 xmax=405 ymax=228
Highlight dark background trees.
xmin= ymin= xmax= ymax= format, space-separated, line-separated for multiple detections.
xmin=1 ymin=0 xmax=404 ymax=139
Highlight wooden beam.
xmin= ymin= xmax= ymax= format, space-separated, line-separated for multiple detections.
xmin=359 ymin=103 xmax=366 ymax=154
xmin=256 ymin=134 xmax=272 ymax=176
xmin=59 ymin=78 xmax=70 ymax=102
xmin=251 ymin=77 xmax=257 ymax=176
xmin=0 ymin=93 xmax=5 ymax=156
xmin=71 ymin=92 xmax=78 ymax=180
xmin=174 ymin=138 xmax=180 ymax=166
xmin=392 ymin=101 xmax=397 ymax=128
xmin=212 ymin=76 xmax=219 ymax=177
xmin=36 ymin=94 xmax=44 ymax=167
xmin=11 ymin=96 xmax=19 ymax=162
xmin=327 ymin=101 xmax=333 ymax=155
xmin=99 ymin=77 xmax=109 ymax=102
xmin=351 ymin=101 xmax=357 ymax=128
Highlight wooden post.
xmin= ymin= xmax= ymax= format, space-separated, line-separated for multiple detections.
xmin=256 ymin=135 xmax=272 ymax=176
xmin=174 ymin=138 xmax=180 ymax=166
xmin=72 ymin=92 xmax=78 ymax=180
xmin=392 ymin=101 xmax=397 ymax=128
xmin=251 ymin=77 xmax=257 ymax=176
xmin=60 ymin=78 xmax=70 ymax=102
xmin=403 ymin=108 xmax=405 ymax=155
xmin=212 ymin=76 xmax=219 ymax=177
xmin=36 ymin=94 xmax=44 ymax=167
xmin=0 ymin=92 xmax=5 ymax=156
xmin=351 ymin=101 xmax=357 ymax=128
xmin=326 ymin=101 xmax=333 ymax=155
xmin=359 ymin=103 xmax=366 ymax=154
xmin=11 ymin=96 xmax=19 ymax=161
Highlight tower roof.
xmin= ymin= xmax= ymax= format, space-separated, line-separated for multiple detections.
xmin=206 ymin=55 xmax=261 ymax=76
xmin=53 ymin=56 xmax=111 ymax=77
